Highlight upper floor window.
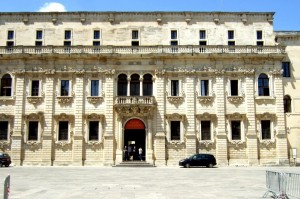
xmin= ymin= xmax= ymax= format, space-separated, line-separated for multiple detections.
xmin=258 ymin=73 xmax=269 ymax=96
xmin=200 ymin=80 xmax=209 ymax=96
xmin=89 ymin=121 xmax=99 ymax=141
xmin=31 ymin=80 xmax=40 ymax=96
xmin=7 ymin=30 xmax=14 ymax=40
xmin=171 ymin=121 xmax=180 ymax=140
xmin=0 ymin=121 xmax=8 ymax=140
xmin=261 ymin=120 xmax=271 ymax=140
xmin=58 ymin=121 xmax=69 ymax=141
xmin=94 ymin=30 xmax=100 ymax=40
xmin=200 ymin=30 xmax=206 ymax=39
xmin=228 ymin=30 xmax=234 ymax=40
xmin=201 ymin=121 xmax=211 ymax=140
xmin=60 ymin=80 xmax=69 ymax=96
xmin=93 ymin=30 xmax=101 ymax=46
xmin=284 ymin=95 xmax=291 ymax=113
xmin=171 ymin=80 xmax=179 ymax=96
xmin=130 ymin=74 xmax=140 ymax=96
xmin=28 ymin=121 xmax=38 ymax=141
xmin=36 ymin=30 xmax=43 ymax=40
xmin=231 ymin=121 xmax=241 ymax=140
xmin=117 ymin=74 xmax=127 ymax=96
xmin=171 ymin=30 xmax=177 ymax=40
xmin=143 ymin=74 xmax=153 ymax=96
xmin=132 ymin=30 xmax=139 ymax=39
xmin=65 ymin=30 xmax=71 ymax=40
xmin=230 ymin=80 xmax=238 ymax=96
xmin=1 ymin=74 xmax=12 ymax=96
xmin=91 ymin=80 xmax=99 ymax=96
xmin=256 ymin=31 xmax=263 ymax=40
xmin=282 ymin=62 xmax=290 ymax=77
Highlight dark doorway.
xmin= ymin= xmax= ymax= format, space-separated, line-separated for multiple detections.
xmin=124 ymin=129 xmax=145 ymax=161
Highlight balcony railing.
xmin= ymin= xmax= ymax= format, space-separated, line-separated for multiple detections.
xmin=115 ymin=96 xmax=155 ymax=105
xmin=0 ymin=45 xmax=285 ymax=55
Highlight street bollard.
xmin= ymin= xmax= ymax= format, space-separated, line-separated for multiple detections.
xmin=3 ymin=175 xmax=10 ymax=199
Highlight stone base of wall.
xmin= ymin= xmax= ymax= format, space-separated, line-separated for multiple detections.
xmin=84 ymin=160 xmax=105 ymax=166
xmin=228 ymin=159 xmax=249 ymax=166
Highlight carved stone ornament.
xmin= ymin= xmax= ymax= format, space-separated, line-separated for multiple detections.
xmin=0 ymin=113 xmax=14 ymax=120
xmin=243 ymin=69 xmax=255 ymax=77
xmin=260 ymin=139 xmax=276 ymax=146
xmin=227 ymin=96 xmax=244 ymax=104
xmin=24 ymin=112 xmax=44 ymax=121
xmin=270 ymin=69 xmax=283 ymax=77
xmin=155 ymin=69 xmax=165 ymax=77
xmin=54 ymin=113 xmax=75 ymax=121
xmin=229 ymin=140 xmax=245 ymax=147
xmin=75 ymin=69 xmax=85 ymax=76
xmin=85 ymin=113 xmax=104 ymax=120
xmin=44 ymin=69 xmax=55 ymax=75
xmin=0 ymin=141 xmax=10 ymax=148
xmin=226 ymin=112 xmax=246 ymax=120
xmin=256 ymin=112 xmax=276 ymax=120
xmin=167 ymin=96 xmax=184 ymax=104
xmin=27 ymin=96 xmax=44 ymax=104
xmin=87 ymin=96 xmax=104 ymax=104
xmin=55 ymin=140 xmax=72 ymax=147
xmin=199 ymin=140 xmax=214 ymax=147
xmin=168 ymin=140 xmax=185 ymax=145
xmin=115 ymin=106 xmax=155 ymax=117
xmin=104 ymin=69 xmax=115 ymax=76
xmin=255 ymin=96 xmax=276 ymax=103
xmin=0 ymin=96 xmax=15 ymax=102
xmin=197 ymin=96 xmax=214 ymax=104
xmin=57 ymin=92 xmax=75 ymax=104
xmin=87 ymin=140 xmax=102 ymax=146
xmin=196 ymin=112 xmax=217 ymax=121
xmin=165 ymin=113 xmax=186 ymax=121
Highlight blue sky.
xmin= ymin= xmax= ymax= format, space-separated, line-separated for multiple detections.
xmin=1 ymin=0 xmax=299 ymax=31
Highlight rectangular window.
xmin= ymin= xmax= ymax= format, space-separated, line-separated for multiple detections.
xmin=231 ymin=121 xmax=241 ymax=140
xmin=93 ymin=41 xmax=100 ymax=46
xmin=170 ymin=41 xmax=178 ymax=46
xmin=230 ymin=80 xmax=238 ymax=96
xmin=6 ymin=41 xmax=14 ymax=46
xmin=257 ymin=41 xmax=264 ymax=46
xmin=171 ymin=121 xmax=180 ymax=140
xmin=257 ymin=31 xmax=263 ymax=40
xmin=132 ymin=30 xmax=139 ymax=39
xmin=261 ymin=120 xmax=271 ymax=139
xmin=60 ymin=80 xmax=69 ymax=96
xmin=131 ymin=41 xmax=139 ymax=46
xmin=228 ymin=41 xmax=235 ymax=46
xmin=64 ymin=41 xmax=71 ymax=46
xmin=171 ymin=80 xmax=179 ymax=96
xmin=282 ymin=62 xmax=290 ymax=77
xmin=171 ymin=30 xmax=177 ymax=39
xmin=64 ymin=30 xmax=71 ymax=40
xmin=94 ymin=30 xmax=100 ymax=39
xmin=89 ymin=121 xmax=99 ymax=141
xmin=31 ymin=80 xmax=39 ymax=96
xmin=35 ymin=41 xmax=43 ymax=46
xmin=200 ymin=30 xmax=206 ymax=39
xmin=228 ymin=30 xmax=234 ymax=40
xmin=201 ymin=121 xmax=211 ymax=140
xmin=201 ymin=80 xmax=209 ymax=96
xmin=0 ymin=121 xmax=8 ymax=140
xmin=36 ymin=30 xmax=43 ymax=40
xmin=7 ymin=30 xmax=14 ymax=40
xmin=91 ymin=80 xmax=99 ymax=96
xmin=28 ymin=121 xmax=38 ymax=141
xmin=58 ymin=121 xmax=69 ymax=141
xmin=199 ymin=41 xmax=207 ymax=46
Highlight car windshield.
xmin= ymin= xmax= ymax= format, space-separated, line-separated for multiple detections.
xmin=188 ymin=155 xmax=196 ymax=159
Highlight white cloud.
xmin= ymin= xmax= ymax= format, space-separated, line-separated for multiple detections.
xmin=38 ymin=2 xmax=66 ymax=12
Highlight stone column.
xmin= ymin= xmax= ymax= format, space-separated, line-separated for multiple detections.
xmin=245 ymin=69 xmax=259 ymax=165
xmin=103 ymin=70 xmax=115 ymax=166
xmin=127 ymin=77 xmax=130 ymax=96
xmin=42 ymin=71 xmax=55 ymax=166
xmin=273 ymin=69 xmax=289 ymax=165
xmin=185 ymin=74 xmax=196 ymax=156
xmin=140 ymin=77 xmax=143 ymax=96
xmin=146 ymin=117 xmax=153 ymax=163
xmin=154 ymin=70 xmax=166 ymax=166
xmin=215 ymin=70 xmax=228 ymax=165
xmin=115 ymin=117 xmax=123 ymax=164
xmin=11 ymin=71 xmax=25 ymax=166
xmin=72 ymin=72 xmax=84 ymax=166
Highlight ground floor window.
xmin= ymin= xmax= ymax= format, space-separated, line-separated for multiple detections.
xmin=89 ymin=121 xmax=99 ymax=141
xmin=201 ymin=121 xmax=211 ymax=140
xmin=261 ymin=120 xmax=271 ymax=139
xmin=231 ymin=121 xmax=241 ymax=140
xmin=171 ymin=121 xmax=180 ymax=140
xmin=28 ymin=121 xmax=38 ymax=141
xmin=0 ymin=121 xmax=8 ymax=140
xmin=58 ymin=121 xmax=69 ymax=140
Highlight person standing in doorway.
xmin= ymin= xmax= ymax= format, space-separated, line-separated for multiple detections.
xmin=139 ymin=147 xmax=143 ymax=161
xmin=128 ymin=145 xmax=132 ymax=161
xmin=123 ymin=146 xmax=128 ymax=161
xmin=133 ymin=146 xmax=136 ymax=160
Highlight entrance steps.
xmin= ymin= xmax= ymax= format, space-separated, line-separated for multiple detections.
xmin=114 ymin=161 xmax=155 ymax=167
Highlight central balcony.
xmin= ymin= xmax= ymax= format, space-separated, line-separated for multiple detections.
xmin=0 ymin=45 xmax=286 ymax=55
xmin=114 ymin=96 xmax=156 ymax=117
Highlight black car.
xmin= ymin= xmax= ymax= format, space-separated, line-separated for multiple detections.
xmin=0 ymin=152 xmax=11 ymax=167
xmin=179 ymin=153 xmax=216 ymax=168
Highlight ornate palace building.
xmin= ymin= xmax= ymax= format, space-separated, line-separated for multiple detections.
xmin=0 ymin=12 xmax=298 ymax=166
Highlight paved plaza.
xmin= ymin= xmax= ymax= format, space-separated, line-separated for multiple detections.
xmin=0 ymin=166 xmax=299 ymax=199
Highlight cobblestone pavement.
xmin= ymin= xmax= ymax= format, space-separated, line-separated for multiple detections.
xmin=0 ymin=166 xmax=298 ymax=199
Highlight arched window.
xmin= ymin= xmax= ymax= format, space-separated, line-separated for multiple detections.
xmin=284 ymin=95 xmax=291 ymax=113
xmin=258 ymin=73 xmax=269 ymax=96
xmin=130 ymin=74 xmax=140 ymax=96
xmin=143 ymin=74 xmax=153 ymax=96
xmin=117 ymin=74 xmax=127 ymax=96
xmin=1 ymin=74 xmax=12 ymax=96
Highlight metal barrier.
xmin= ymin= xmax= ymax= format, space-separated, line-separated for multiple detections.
xmin=3 ymin=175 xmax=10 ymax=199
xmin=263 ymin=170 xmax=300 ymax=199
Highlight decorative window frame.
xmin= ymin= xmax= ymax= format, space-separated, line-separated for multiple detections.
xmin=255 ymin=30 xmax=264 ymax=45
xmin=226 ymin=113 xmax=246 ymax=146
xmin=86 ymin=75 xmax=104 ymax=104
xmin=0 ymin=73 xmax=15 ymax=101
xmin=131 ymin=29 xmax=140 ymax=44
xmin=165 ymin=113 xmax=186 ymax=144
xmin=226 ymin=77 xmax=244 ymax=104
xmin=24 ymin=112 xmax=44 ymax=145
xmin=167 ymin=77 xmax=184 ymax=104
xmin=197 ymin=77 xmax=214 ymax=104
xmin=84 ymin=113 xmax=104 ymax=145
xmin=196 ymin=113 xmax=217 ymax=146
xmin=255 ymin=72 xmax=275 ymax=100
xmin=56 ymin=76 xmax=74 ymax=104
xmin=0 ymin=114 xmax=14 ymax=146
xmin=54 ymin=113 xmax=74 ymax=146
xmin=35 ymin=29 xmax=44 ymax=45
xmin=256 ymin=112 xmax=276 ymax=145
xmin=7 ymin=29 xmax=15 ymax=45
xmin=93 ymin=29 xmax=102 ymax=43
xmin=27 ymin=79 xmax=44 ymax=104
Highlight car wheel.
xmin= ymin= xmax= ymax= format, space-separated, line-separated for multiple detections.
xmin=5 ymin=164 xmax=9 ymax=167
xmin=185 ymin=163 xmax=190 ymax=168
xmin=207 ymin=163 xmax=213 ymax=168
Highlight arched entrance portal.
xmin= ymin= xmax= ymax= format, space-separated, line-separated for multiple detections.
xmin=124 ymin=119 xmax=146 ymax=161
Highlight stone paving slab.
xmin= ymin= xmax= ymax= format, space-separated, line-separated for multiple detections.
xmin=0 ymin=166 xmax=299 ymax=199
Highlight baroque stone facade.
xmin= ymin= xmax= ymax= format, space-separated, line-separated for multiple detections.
xmin=0 ymin=11 xmax=296 ymax=166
